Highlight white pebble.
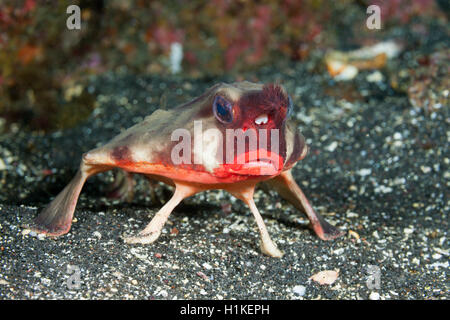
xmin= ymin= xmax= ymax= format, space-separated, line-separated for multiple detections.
xmin=393 ymin=132 xmax=402 ymax=140
xmin=158 ymin=290 xmax=168 ymax=297
xmin=357 ymin=168 xmax=372 ymax=177
xmin=420 ymin=166 xmax=431 ymax=174
xmin=93 ymin=231 xmax=102 ymax=240
xmin=202 ymin=262 xmax=213 ymax=270
xmin=0 ymin=159 xmax=6 ymax=170
xmin=369 ymin=292 xmax=380 ymax=300
xmin=432 ymin=253 xmax=442 ymax=260
xmin=292 ymin=285 xmax=306 ymax=296
xmin=376 ymin=185 xmax=393 ymax=193
xmin=326 ymin=141 xmax=338 ymax=152
xmin=346 ymin=211 xmax=359 ymax=218
xmin=427 ymin=261 xmax=448 ymax=269
xmin=366 ymin=71 xmax=384 ymax=83
xmin=434 ymin=248 xmax=449 ymax=256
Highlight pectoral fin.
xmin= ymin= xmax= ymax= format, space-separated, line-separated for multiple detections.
xmin=25 ymin=158 xmax=109 ymax=236
xmin=263 ymin=170 xmax=343 ymax=240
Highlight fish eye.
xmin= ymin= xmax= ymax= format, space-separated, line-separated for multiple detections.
xmin=213 ymin=95 xmax=233 ymax=123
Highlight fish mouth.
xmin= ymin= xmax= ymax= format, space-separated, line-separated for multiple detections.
xmin=227 ymin=150 xmax=283 ymax=176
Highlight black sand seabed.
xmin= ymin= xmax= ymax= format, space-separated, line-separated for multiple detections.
xmin=0 ymin=52 xmax=448 ymax=299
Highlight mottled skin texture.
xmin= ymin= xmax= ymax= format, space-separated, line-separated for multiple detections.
xmin=26 ymin=81 xmax=343 ymax=257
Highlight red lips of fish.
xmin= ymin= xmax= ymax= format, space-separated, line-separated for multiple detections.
xmin=214 ymin=149 xmax=284 ymax=177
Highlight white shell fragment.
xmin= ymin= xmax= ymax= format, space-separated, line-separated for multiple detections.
xmin=310 ymin=270 xmax=339 ymax=285
xmin=325 ymin=40 xmax=402 ymax=81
